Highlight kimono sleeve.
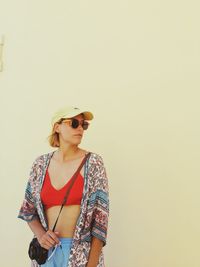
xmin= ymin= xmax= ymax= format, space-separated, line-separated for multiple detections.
xmin=91 ymin=155 xmax=110 ymax=247
xmin=17 ymin=158 xmax=39 ymax=222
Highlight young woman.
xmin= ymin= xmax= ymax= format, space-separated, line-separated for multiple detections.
xmin=18 ymin=106 xmax=109 ymax=267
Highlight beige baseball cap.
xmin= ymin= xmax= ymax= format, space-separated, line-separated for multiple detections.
xmin=51 ymin=106 xmax=94 ymax=127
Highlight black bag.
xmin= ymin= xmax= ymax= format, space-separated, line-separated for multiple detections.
xmin=28 ymin=237 xmax=48 ymax=264
xmin=28 ymin=152 xmax=91 ymax=265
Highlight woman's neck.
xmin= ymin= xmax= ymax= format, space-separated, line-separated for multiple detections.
xmin=55 ymin=146 xmax=84 ymax=163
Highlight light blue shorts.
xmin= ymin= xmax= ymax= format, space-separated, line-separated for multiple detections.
xmin=40 ymin=237 xmax=73 ymax=267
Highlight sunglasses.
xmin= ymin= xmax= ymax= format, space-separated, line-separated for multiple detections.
xmin=61 ymin=118 xmax=90 ymax=130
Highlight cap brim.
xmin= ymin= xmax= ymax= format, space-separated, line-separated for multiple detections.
xmin=62 ymin=110 xmax=94 ymax=121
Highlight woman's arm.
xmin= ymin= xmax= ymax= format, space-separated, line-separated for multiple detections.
xmin=27 ymin=218 xmax=46 ymax=240
xmin=90 ymin=155 xmax=110 ymax=247
xmin=86 ymin=236 xmax=103 ymax=267
xmin=86 ymin=154 xmax=110 ymax=266
xmin=18 ymin=158 xmax=39 ymax=222
xmin=27 ymin=218 xmax=60 ymax=250
xmin=18 ymin=157 xmax=60 ymax=249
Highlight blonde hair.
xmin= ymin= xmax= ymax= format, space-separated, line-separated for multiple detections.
xmin=47 ymin=129 xmax=60 ymax=147
xmin=47 ymin=118 xmax=64 ymax=147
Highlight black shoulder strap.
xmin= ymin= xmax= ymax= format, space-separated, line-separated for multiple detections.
xmin=52 ymin=152 xmax=91 ymax=232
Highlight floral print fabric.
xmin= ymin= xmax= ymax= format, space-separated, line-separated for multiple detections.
xmin=18 ymin=150 xmax=109 ymax=267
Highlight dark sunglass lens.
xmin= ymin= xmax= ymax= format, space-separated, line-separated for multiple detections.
xmin=83 ymin=122 xmax=89 ymax=130
xmin=71 ymin=119 xmax=79 ymax=129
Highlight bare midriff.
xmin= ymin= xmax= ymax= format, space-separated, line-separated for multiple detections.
xmin=45 ymin=205 xmax=81 ymax=237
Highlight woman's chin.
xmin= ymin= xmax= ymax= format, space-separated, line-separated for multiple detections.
xmin=72 ymin=140 xmax=82 ymax=145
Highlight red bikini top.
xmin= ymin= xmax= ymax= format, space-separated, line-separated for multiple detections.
xmin=41 ymin=169 xmax=84 ymax=210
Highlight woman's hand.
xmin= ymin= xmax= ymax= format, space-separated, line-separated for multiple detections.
xmin=38 ymin=230 xmax=60 ymax=250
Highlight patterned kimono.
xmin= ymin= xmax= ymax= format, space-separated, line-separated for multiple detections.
xmin=18 ymin=150 xmax=109 ymax=267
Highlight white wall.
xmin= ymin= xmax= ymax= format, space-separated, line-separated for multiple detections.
xmin=1 ymin=1 xmax=200 ymax=266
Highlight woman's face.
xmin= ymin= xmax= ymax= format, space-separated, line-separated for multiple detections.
xmin=55 ymin=114 xmax=86 ymax=145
